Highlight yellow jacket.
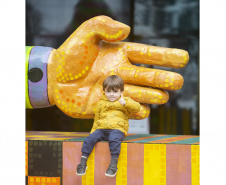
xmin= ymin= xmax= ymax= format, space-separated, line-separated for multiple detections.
xmin=90 ymin=94 xmax=141 ymax=136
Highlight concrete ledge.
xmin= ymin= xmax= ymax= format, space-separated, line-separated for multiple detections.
xmin=26 ymin=131 xmax=199 ymax=185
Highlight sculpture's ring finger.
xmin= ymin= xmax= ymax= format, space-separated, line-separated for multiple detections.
xmin=124 ymin=84 xmax=169 ymax=105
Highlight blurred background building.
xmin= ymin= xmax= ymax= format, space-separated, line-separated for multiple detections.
xmin=26 ymin=0 xmax=199 ymax=135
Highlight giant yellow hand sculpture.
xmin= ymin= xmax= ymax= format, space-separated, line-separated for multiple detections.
xmin=46 ymin=16 xmax=189 ymax=119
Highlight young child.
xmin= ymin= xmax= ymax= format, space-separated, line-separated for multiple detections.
xmin=76 ymin=75 xmax=141 ymax=177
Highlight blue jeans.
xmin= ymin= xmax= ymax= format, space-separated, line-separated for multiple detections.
xmin=81 ymin=129 xmax=125 ymax=158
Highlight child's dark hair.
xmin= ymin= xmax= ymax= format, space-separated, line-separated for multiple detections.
xmin=103 ymin=75 xmax=124 ymax=91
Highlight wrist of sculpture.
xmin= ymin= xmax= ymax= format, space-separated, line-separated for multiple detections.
xmin=26 ymin=46 xmax=53 ymax=108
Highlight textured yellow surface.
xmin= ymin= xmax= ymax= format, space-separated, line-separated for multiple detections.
xmin=28 ymin=176 xmax=60 ymax=185
xmin=191 ymin=145 xmax=200 ymax=185
xmin=144 ymin=144 xmax=166 ymax=185
xmin=25 ymin=141 xmax=28 ymax=176
xmin=82 ymin=146 xmax=95 ymax=185
xmin=116 ymin=143 xmax=127 ymax=185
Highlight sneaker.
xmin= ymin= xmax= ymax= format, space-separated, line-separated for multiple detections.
xmin=105 ymin=158 xmax=118 ymax=177
xmin=76 ymin=163 xmax=88 ymax=176
xmin=105 ymin=164 xmax=118 ymax=177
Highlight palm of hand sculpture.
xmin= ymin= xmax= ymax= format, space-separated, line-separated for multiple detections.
xmin=47 ymin=16 xmax=189 ymax=119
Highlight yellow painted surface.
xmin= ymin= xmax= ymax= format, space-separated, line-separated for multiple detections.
xmin=25 ymin=46 xmax=34 ymax=109
xmin=28 ymin=176 xmax=60 ymax=185
xmin=28 ymin=138 xmax=72 ymax=140
xmin=191 ymin=145 xmax=200 ymax=185
xmin=26 ymin=135 xmax=49 ymax=137
xmin=116 ymin=143 xmax=127 ymax=185
xmin=144 ymin=144 xmax=166 ymax=185
xmin=82 ymin=147 xmax=95 ymax=185
xmin=25 ymin=141 xmax=28 ymax=176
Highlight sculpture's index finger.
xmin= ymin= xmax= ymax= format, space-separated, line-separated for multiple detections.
xmin=126 ymin=43 xmax=189 ymax=68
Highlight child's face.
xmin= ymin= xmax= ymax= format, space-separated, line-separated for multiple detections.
xmin=104 ymin=88 xmax=123 ymax=102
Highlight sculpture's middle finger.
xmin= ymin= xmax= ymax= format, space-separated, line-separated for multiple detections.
xmin=119 ymin=65 xmax=184 ymax=90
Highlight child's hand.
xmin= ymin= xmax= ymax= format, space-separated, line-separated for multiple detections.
xmin=119 ymin=94 xmax=126 ymax=105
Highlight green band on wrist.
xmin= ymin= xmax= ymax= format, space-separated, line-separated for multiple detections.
xmin=26 ymin=46 xmax=34 ymax=109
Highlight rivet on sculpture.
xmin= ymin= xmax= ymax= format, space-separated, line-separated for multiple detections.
xmin=26 ymin=15 xmax=189 ymax=119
